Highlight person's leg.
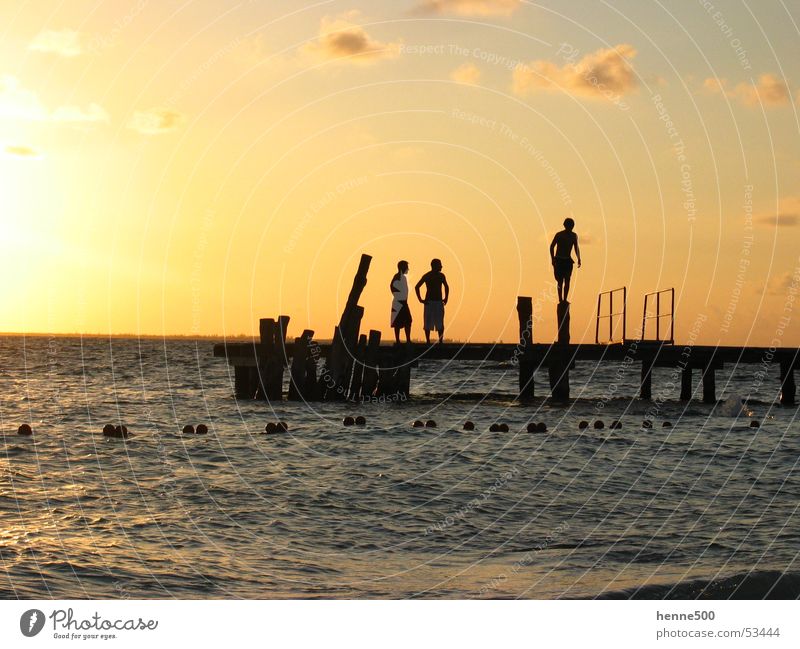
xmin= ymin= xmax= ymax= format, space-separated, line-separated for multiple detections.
xmin=404 ymin=325 xmax=411 ymax=343
xmin=394 ymin=326 xmax=401 ymax=343
xmin=563 ymin=277 xmax=570 ymax=302
xmin=438 ymin=328 xmax=444 ymax=343
xmin=424 ymin=329 xmax=431 ymax=344
xmin=557 ymin=278 xmax=564 ymax=302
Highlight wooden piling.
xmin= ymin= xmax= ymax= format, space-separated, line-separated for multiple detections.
xmin=234 ymin=365 xmax=251 ymax=399
xmin=516 ymin=296 xmax=534 ymax=399
xmin=255 ymin=318 xmax=276 ymax=400
xmin=780 ymin=359 xmax=796 ymax=406
xmin=361 ymin=330 xmax=381 ymax=398
xmin=348 ymin=334 xmax=368 ymax=400
xmin=702 ymin=364 xmax=716 ymax=403
xmin=548 ymin=302 xmax=571 ymax=401
xmin=326 ymin=254 xmax=372 ymax=399
xmin=557 ymin=301 xmax=570 ymax=345
xmin=288 ymin=329 xmax=314 ymax=400
xmin=680 ymin=366 xmax=692 ymax=400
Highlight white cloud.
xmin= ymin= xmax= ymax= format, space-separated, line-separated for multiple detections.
xmin=29 ymin=29 xmax=82 ymax=57
xmin=0 ymin=75 xmax=108 ymax=125
xmin=513 ymin=44 xmax=638 ymax=100
xmin=302 ymin=12 xmax=401 ymax=65
xmin=704 ymin=73 xmax=790 ymax=107
xmin=127 ymin=108 xmax=184 ymax=135
xmin=450 ymin=62 xmax=482 ymax=85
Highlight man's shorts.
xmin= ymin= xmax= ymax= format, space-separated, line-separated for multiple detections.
xmin=424 ymin=301 xmax=445 ymax=332
xmin=553 ymin=257 xmax=574 ymax=282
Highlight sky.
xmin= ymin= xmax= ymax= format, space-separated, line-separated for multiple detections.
xmin=1 ymin=0 xmax=799 ymax=345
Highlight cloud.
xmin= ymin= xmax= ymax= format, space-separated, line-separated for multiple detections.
xmin=0 ymin=75 xmax=107 ymax=125
xmin=29 ymin=29 xmax=82 ymax=57
xmin=4 ymin=144 xmax=40 ymax=158
xmin=302 ymin=12 xmax=401 ymax=65
xmin=51 ymin=103 xmax=110 ymax=123
xmin=755 ymin=197 xmax=800 ymax=227
xmin=704 ymin=73 xmax=790 ymax=107
xmin=0 ymin=75 xmax=47 ymax=120
xmin=414 ymin=0 xmax=521 ymax=15
xmin=127 ymin=108 xmax=184 ymax=135
xmin=767 ymin=272 xmax=798 ymax=296
xmin=450 ymin=62 xmax=482 ymax=85
xmin=513 ymin=44 xmax=638 ymax=100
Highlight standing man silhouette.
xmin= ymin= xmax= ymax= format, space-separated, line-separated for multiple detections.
xmin=549 ymin=218 xmax=581 ymax=303
xmin=390 ymin=260 xmax=412 ymax=344
xmin=415 ymin=258 xmax=449 ymax=344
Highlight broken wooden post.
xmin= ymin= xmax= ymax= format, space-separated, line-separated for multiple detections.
xmin=360 ymin=330 xmax=381 ymax=398
xmin=326 ymin=254 xmax=372 ymax=399
xmin=288 ymin=329 xmax=314 ymax=400
xmin=780 ymin=359 xmax=796 ymax=406
xmin=680 ymin=366 xmax=692 ymax=400
xmin=702 ymin=363 xmax=716 ymax=403
xmin=348 ymin=334 xmax=368 ymax=400
xmin=305 ymin=340 xmax=321 ymax=400
xmin=268 ymin=315 xmax=290 ymax=399
xmin=516 ymin=296 xmax=534 ymax=399
xmin=640 ymin=357 xmax=653 ymax=400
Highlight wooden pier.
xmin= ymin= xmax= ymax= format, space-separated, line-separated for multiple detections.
xmin=213 ymin=254 xmax=800 ymax=406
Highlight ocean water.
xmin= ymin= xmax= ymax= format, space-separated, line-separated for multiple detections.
xmin=1 ymin=336 xmax=798 ymax=599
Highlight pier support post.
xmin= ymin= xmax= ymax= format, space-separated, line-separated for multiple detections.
xmin=255 ymin=318 xmax=275 ymax=400
xmin=288 ymin=329 xmax=314 ymax=401
xmin=640 ymin=358 xmax=653 ymax=400
xmin=516 ymin=296 xmax=534 ymax=399
xmin=234 ymin=365 xmax=251 ymax=399
xmin=556 ymin=301 xmax=570 ymax=345
xmin=702 ymin=364 xmax=716 ymax=404
xmin=361 ymin=330 xmax=382 ymax=399
xmin=780 ymin=360 xmax=796 ymax=406
xmin=548 ymin=302 xmax=571 ymax=401
xmin=348 ymin=334 xmax=368 ymax=400
xmin=680 ymin=366 xmax=692 ymax=401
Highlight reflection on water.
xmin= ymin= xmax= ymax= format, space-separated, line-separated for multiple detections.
xmin=0 ymin=336 xmax=798 ymax=598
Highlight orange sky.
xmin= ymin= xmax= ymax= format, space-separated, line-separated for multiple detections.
xmin=1 ymin=1 xmax=799 ymax=345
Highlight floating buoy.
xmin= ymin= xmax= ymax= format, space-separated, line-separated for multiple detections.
xmin=593 ymin=420 xmax=604 ymax=429
xmin=355 ymin=415 xmax=366 ymax=426
xmin=17 ymin=424 xmax=33 ymax=436
xmin=277 ymin=422 xmax=288 ymax=432
xmin=343 ymin=416 xmax=355 ymax=426
xmin=265 ymin=422 xmax=278 ymax=433
xmin=196 ymin=424 xmax=209 ymax=435
xmin=750 ymin=420 xmax=760 ymax=428
xmin=578 ymin=420 xmax=589 ymax=430
xmin=610 ymin=420 xmax=622 ymax=430
xmin=412 ymin=420 xmax=425 ymax=428
xmin=498 ymin=423 xmax=509 ymax=432
xmin=642 ymin=420 xmax=653 ymax=429
xmin=535 ymin=422 xmax=547 ymax=433
xmin=489 ymin=423 xmax=500 ymax=432
xmin=526 ymin=422 xmax=537 ymax=433
xmin=102 ymin=424 xmax=116 ymax=436
xmin=463 ymin=421 xmax=475 ymax=431
xmin=662 ymin=421 xmax=673 ymax=428
xmin=182 ymin=425 xmax=195 ymax=435
xmin=425 ymin=420 xmax=437 ymax=428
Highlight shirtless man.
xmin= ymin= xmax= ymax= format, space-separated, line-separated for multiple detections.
xmin=549 ymin=218 xmax=581 ymax=303
xmin=415 ymin=258 xmax=450 ymax=344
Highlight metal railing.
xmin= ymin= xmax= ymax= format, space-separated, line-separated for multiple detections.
xmin=641 ymin=288 xmax=674 ymax=343
xmin=595 ymin=287 xmax=627 ymax=344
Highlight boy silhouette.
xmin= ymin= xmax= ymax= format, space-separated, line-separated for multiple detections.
xmin=549 ymin=218 xmax=581 ymax=303
xmin=415 ymin=258 xmax=449 ymax=344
